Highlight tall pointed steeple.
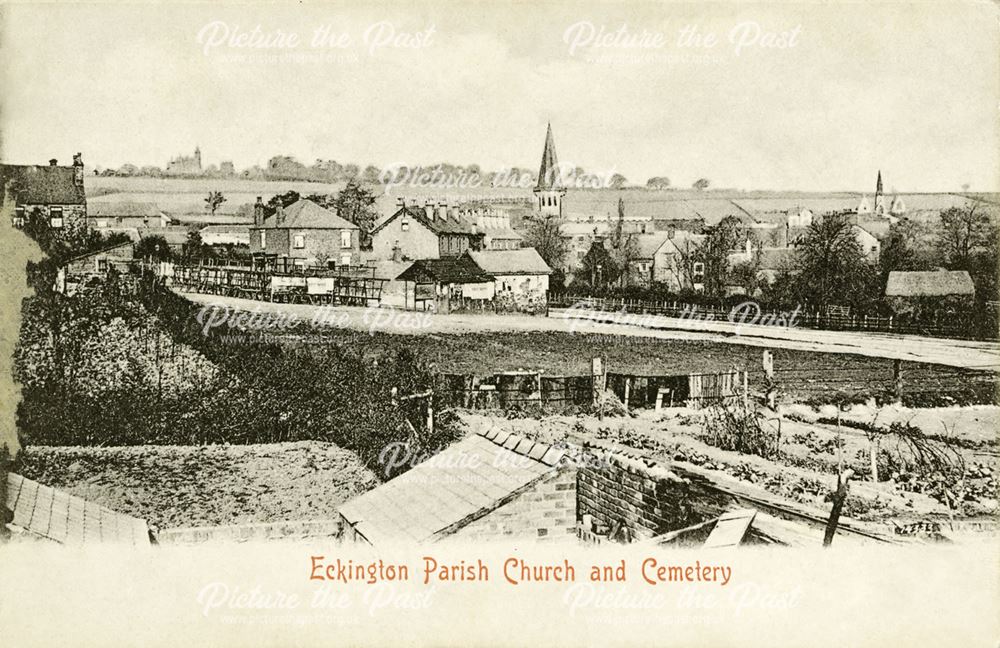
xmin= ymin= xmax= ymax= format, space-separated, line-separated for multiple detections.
xmin=533 ymin=123 xmax=566 ymax=217
xmin=874 ymin=170 xmax=885 ymax=214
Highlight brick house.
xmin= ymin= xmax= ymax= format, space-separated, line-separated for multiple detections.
xmin=249 ymin=197 xmax=360 ymax=268
xmin=370 ymin=202 xmax=484 ymax=262
xmin=1 ymin=153 xmax=87 ymax=231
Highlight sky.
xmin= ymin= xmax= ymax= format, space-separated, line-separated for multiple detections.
xmin=1 ymin=1 xmax=998 ymax=192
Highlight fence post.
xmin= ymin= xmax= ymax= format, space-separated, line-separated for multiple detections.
xmin=893 ymin=359 xmax=903 ymax=404
xmin=623 ymin=377 xmax=631 ymax=414
xmin=592 ymin=357 xmax=605 ymax=420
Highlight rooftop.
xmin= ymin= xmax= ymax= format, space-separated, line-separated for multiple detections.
xmin=5 ymin=472 xmax=151 ymax=545
xmin=338 ymin=429 xmax=567 ymax=544
xmin=257 ymin=199 xmax=358 ymax=230
xmin=397 ymin=256 xmax=495 ymax=284
xmin=466 ymin=248 xmax=552 ymax=275
xmin=1 ymin=162 xmax=86 ymax=205
xmin=885 ymin=270 xmax=976 ymax=297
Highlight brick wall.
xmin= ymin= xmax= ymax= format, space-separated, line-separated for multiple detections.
xmin=577 ymin=450 xmax=701 ymax=540
xmin=452 ymin=466 xmax=578 ymax=542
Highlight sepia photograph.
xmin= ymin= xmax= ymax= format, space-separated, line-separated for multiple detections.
xmin=0 ymin=1 xmax=997 ymax=646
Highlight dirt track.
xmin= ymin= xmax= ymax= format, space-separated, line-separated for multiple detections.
xmin=179 ymin=291 xmax=1000 ymax=371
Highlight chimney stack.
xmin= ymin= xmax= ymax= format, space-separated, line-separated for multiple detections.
xmin=72 ymin=153 xmax=84 ymax=187
xmin=391 ymin=241 xmax=402 ymax=262
xmin=254 ymin=196 xmax=264 ymax=227
xmin=275 ymin=201 xmax=285 ymax=225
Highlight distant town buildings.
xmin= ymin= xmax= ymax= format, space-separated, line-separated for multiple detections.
xmin=165 ymin=146 xmax=203 ymax=176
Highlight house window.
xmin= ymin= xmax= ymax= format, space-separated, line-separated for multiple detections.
xmin=293 ymin=258 xmax=305 ymax=269
xmin=401 ymin=219 xmax=410 ymax=232
xmin=340 ymin=230 xmax=352 ymax=249
xmin=340 ymin=253 xmax=351 ymax=266
xmin=13 ymin=206 xmax=24 ymax=227
xmin=693 ymin=262 xmax=705 ymax=276
xmin=293 ymin=234 xmax=305 ymax=249
xmin=259 ymin=231 xmax=267 ymax=248
xmin=50 ymin=207 xmax=63 ymax=228
xmin=96 ymin=219 xmax=109 ymax=228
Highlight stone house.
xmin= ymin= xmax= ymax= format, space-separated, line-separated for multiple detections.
xmin=249 ymin=198 xmax=360 ymax=268
xmin=1 ymin=153 xmax=87 ymax=231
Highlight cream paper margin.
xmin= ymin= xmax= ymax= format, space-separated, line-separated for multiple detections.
xmin=0 ymin=1 xmax=998 ymax=646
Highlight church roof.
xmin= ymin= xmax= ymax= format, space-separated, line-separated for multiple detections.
xmin=535 ymin=123 xmax=563 ymax=191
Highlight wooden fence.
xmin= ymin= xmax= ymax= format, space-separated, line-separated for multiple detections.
xmin=549 ymin=294 xmax=998 ymax=340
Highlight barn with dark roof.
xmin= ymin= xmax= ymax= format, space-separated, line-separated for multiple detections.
xmin=1 ymin=153 xmax=87 ymax=230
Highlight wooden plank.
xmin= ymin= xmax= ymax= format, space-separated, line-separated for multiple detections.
xmin=703 ymin=509 xmax=756 ymax=548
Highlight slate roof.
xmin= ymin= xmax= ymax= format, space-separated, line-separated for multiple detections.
xmin=256 ymin=199 xmax=358 ymax=230
xmin=885 ymin=270 xmax=976 ymax=297
xmin=373 ymin=205 xmax=478 ymax=236
xmin=5 ymin=472 xmax=151 ymax=545
xmin=633 ymin=232 xmax=671 ymax=259
xmin=397 ymin=256 xmax=495 ymax=284
xmin=88 ymin=201 xmax=163 ymax=218
xmin=466 ymin=248 xmax=552 ymax=275
xmin=0 ymin=163 xmax=86 ymax=205
xmin=338 ymin=429 xmax=567 ymax=544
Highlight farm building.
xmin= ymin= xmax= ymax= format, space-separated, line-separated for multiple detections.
xmin=370 ymin=202 xmax=484 ymax=261
xmin=88 ymin=201 xmax=170 ymax=228
xmin=200 ymin=224 xmax=250 ymax=247
xmin=249 ymin=198 xmax=360 ymax=269
xmin=1 ymin=153 xmax=87 ymax=230
xmin=338 ymin=429 xmax=574 ymax=544
xmin=397 ymin=255 xmax=495 ymax=313
xmin=466 ymin=248 xmax=552 ymax=313
xmin=4 ymin=472 xmax=152 ymax=545
xmin=885 ymin=270 xmax=976 ymax=314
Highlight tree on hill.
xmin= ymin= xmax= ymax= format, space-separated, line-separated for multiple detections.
xmin=692 ymin=178 xmax=710 ymax=191
xmin=205 ymin=191 xmax=226 ymax=216
xmin=646 ymin=176 xmax=671 ymax=190
xmin=609 ymin=173 xmax=628 ymax=189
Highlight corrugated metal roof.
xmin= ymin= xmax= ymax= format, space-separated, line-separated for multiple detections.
xmin=5 ymin=473 xmax=151 ymax=545
xmin=338 ymin=430 xmax=565 ymax=544
xmin=467 ymin=248 xmax=551 ymax=275
xmin=885 ymin=270 xmax=976 ymax=297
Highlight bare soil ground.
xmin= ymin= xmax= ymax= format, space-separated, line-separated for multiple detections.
xmin=16 ymin=441 xmax=378 ymax=531
xmin=457 ymin=405 xmax=998 ymax=530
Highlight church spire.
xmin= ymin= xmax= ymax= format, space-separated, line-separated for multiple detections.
xmin=535 ymin=122 xmax=562 ymax=190
xmin=876 ymin=170 xmax=883 ymax=197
